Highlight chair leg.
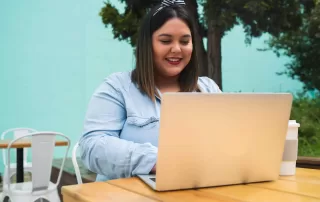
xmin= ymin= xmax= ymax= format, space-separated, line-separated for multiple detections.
xmin=2 ymin=196 xmax=10 ymax=202
xmin=48 ymin=190 xmax=61 ymax=202
xmin=0 ymin=192 xmax=10 ymax=202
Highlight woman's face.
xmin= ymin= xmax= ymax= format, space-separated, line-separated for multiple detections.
xmin=152 ymin=18 xmax=193 ymax=78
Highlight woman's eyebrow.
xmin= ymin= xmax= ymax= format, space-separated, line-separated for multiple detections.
xmin=181 ymin=34 xmax=191 ymax=38
xmin=158 ymin=34 xmax=191 ymax=37
xmin=158 ymin=34 xmax=172 ymax=37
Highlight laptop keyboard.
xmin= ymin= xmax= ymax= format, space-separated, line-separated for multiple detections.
xmin=150 ymin=177 xmax=156 ymax=182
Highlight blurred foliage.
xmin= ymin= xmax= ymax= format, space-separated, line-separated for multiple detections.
xmin=265 ymin=1 xmax=320 ymax=92
xmin=100 ymin=0 xmax=311 ymax=46
xmin=201 ymin=0 xmax=307 ymax=43
xmin=291 ymin=91 xmax=320 ymax=156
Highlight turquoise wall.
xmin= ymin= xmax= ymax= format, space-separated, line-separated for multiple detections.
xmin=0 ymin=0 xmax=303 ymax=173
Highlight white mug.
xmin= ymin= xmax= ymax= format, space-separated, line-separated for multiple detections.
xmin=280 ymin=120 xmax=300 ymax=176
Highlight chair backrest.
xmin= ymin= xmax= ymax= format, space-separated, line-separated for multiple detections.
xmin=6 ymin=131 xmax=70 ymax=193
xmin=72 ymin=142 xmax=83 ymax=184
xmin=1 ymin=127 xmax=37 ymax=166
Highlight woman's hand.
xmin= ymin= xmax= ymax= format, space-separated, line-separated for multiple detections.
xmin=150 ymin=164 xmax=156 ymax=174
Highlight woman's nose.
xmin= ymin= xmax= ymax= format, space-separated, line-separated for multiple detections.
xmin=170 ymin=42 xmax=181 ymax=53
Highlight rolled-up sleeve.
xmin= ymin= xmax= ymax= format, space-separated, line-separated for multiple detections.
xmin=199 ymin=76 xmax=222 ymax=93
xmin=79 ymin=77 xmax=157 ymax=180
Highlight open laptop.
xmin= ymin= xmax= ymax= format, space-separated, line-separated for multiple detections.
xmin=138 ymin=93 xmax=293 ymax=191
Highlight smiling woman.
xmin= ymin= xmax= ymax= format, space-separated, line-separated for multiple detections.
xmin=79 ymin=0 xmax=222 ymax=182
xmin=152 ymin=18 xmax=193 ymax=87
xmin=133 ymin=3 xmax=201 ymax=99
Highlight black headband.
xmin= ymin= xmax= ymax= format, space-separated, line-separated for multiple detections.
xmin=153 ymin=0 xmax=186 ymax=16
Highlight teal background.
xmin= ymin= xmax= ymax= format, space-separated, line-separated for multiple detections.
xmin=0 ymin=0 xmax=303 ymax=173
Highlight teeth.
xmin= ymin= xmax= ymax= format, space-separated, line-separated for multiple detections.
xmin=167 ymin=58 xmax=181 ymax=62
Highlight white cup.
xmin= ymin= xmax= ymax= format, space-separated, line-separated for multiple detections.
xmin=280 ymin=120 xmax=300 ymax=176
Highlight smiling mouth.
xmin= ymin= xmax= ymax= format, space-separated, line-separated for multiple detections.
xmin=166 ymin=58 xmax=182 ymax=65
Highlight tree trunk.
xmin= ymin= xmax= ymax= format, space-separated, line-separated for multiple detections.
xmin=207 ymin=20 xmax=222 ymax=90
xmin=185 ymin=0 xmax=208 ymax=76
xmin=197 ymin=37 xmax=208 ymax=77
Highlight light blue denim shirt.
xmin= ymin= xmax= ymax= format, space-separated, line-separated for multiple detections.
xmin=79 ymin=71 xmax=222 ymax=181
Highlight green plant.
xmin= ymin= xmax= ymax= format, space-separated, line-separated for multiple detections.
xmin=291 ymin=91 xmax=320 ymax=157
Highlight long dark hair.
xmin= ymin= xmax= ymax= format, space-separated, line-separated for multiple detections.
xmin=131 ymin=4 xmax=200 ymax=101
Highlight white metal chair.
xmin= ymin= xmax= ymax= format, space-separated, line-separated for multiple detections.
xmin=1 ymin=128 xmax=36 ymax=183
xmin=72 ymin=142 xmax=83 ymax=184
xmin=1 ymin=131 xmax=70 ymax=202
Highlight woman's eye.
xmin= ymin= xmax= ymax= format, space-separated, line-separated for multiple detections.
xmin=160 ymin=40 xmax=171 ymax=44
xmin=180 ymin=41 xmax=190 ymax=45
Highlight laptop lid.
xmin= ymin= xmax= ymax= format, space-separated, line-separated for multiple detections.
xmin=155 ymin=93 xmax=292 ymax=191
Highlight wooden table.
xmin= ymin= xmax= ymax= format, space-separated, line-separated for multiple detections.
xmin=0 ymin=139 xmax=68 ymax=182
xmin=62 ymin=168 xmax=320 ymax=202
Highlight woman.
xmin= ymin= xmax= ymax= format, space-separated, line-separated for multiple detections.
xmin=79 ymin=0 xmax=222 ymax=181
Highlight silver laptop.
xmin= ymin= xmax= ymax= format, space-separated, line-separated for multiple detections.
xmin=138 ymin=93 xmax=293 ymax=191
